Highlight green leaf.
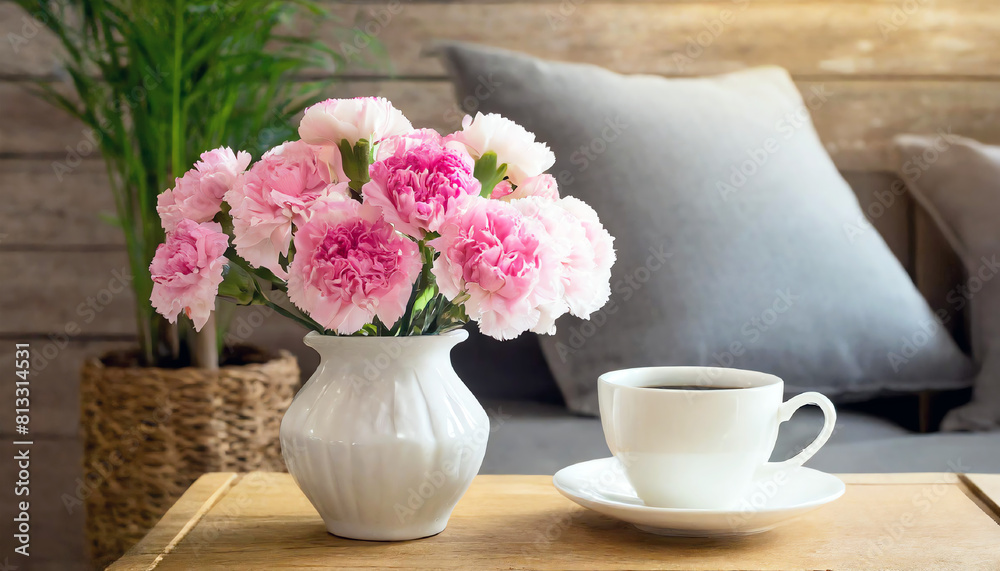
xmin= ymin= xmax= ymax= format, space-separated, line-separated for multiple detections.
xmin=473 ymin=152 xmax=508 ymax=198
xmin=412 ymin=285 xmax=438 ymax=314
xmin=354 ymin=323 xmax=379 ymax=336
xmin=217 ymin=263 xmax=256 ymax=305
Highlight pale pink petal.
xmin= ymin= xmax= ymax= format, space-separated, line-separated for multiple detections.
xmin=298 ymin=96 xmax=413 ymax=147
xmin=429 ymin=198 xmax=562 ymax=340
xmin=555 ymin=196 xmax=617 ymax=317
xmin=443 ymin=113 xmax=555 ymax=185
xmin=157 ymin=147 xmax=251 ymax=231
xmin=149 ymin=220 xmax=229 ymax=331
xmin=225 ymin=141 xmax=350 ymax=278
xmin=504 ymin=174 xmax=560 ymax=202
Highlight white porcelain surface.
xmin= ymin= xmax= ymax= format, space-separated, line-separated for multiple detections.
xmin=598 ymin=367 xmax=836 ymax=509
xmin=280 ymin=329 xmax=488 ymax=541
xmin=553 ymin=457 xmax=845 ymax=537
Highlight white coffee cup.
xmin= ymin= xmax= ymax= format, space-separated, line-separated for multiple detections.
xmin=598 ymin=366 xmax=836 ymax=509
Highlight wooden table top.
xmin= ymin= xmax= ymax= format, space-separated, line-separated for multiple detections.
xmin=109 ymin=472 xmax=1000 ymax=570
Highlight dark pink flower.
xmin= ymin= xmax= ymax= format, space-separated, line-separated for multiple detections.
xmin=363 ymin=138 xmax=481 ymax=238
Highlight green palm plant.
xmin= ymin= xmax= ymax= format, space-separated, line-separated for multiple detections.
xmin=16 ymin=0 xmax=349 ymax=367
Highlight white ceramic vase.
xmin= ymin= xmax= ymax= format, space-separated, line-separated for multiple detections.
xmin=279 ymin=329 xmax=489 ymax=541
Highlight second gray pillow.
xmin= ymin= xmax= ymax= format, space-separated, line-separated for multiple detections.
xmin=895 ymin=135 xmax=1000 ymax=431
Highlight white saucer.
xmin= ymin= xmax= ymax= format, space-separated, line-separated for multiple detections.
xmin=552 ymin=457 xmax=845 ymax=537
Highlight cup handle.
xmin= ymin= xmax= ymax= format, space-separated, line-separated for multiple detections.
xmin=767 ymin=391 xmax=837 ymax=472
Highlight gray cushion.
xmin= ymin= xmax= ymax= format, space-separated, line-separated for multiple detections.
xmin=452 ymin=329 xmax=563 ymax=404
xmin=894 ymin=135 xmax=1000 ymax=431
xmin=811 ymin=434 xmax=1000 ymax=473
xmin=437 ymin=43 xmax=974 ymax=415
xmin=479 ymin=399 xmax=913 ymax=475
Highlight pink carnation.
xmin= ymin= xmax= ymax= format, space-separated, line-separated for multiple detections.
xmin=287 ymin=201 xmax=420 ymax=334
xmin=490 ymin=180 xmax=515 ymax=200
xmin=513 ymin=197 xmax=614 ymax=332
xmin=556 ymin=196 xmax=616 ymax=312
xmin=298 ymin=96 xmax=413 ymax=147
xmin=157 ymin=147 xmax=251 ymax=231
xmin=444 ymin=113 xmax=555 ymax=185
xmin=492 ymin=174 xmax=560 ymax=202
xmin=226 ymin=141 xmax=350 ymax=279
xmin=363 ymin=139 xmax=481 ymax=238
xmin=430 ymin=199 xmax=560 ymax=340
xmin=376 ymin=128 xmax=444 ymax=161
xmin=149 ymin=220 xmax=229 ymax=331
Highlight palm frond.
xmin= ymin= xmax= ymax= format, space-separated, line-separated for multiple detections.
xmin=13 ymin=0 xmax=375 ymax=365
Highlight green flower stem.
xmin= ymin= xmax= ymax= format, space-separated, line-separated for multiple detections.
xmin=260 ymin=298 xmax=324 ymax=333
xmin=220 ymin=250 xmax=325 ymax=333
xmin=397 ymin=241 xmax=437 ymax=335
xmin=225 ymin=247 xmax=287 ymax=288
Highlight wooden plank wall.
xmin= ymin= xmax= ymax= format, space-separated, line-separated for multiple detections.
xmin=0 ymin=0 xmax=993 ymax=567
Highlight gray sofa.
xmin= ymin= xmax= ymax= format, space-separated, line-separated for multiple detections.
xmin=455 ymin=331 xmax=1000 ymax=475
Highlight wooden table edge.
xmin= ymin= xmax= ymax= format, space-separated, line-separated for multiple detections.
xmin=106 ymin=472 xmax=241 ymax=571
xmin=959 ymin=473 xmax=1000 ymax=524
xmin=108 ymin=472 xmax=1000 ymax=569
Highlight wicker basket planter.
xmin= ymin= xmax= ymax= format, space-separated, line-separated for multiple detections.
xmin=79 ymin=348 xmax=299 ymax=566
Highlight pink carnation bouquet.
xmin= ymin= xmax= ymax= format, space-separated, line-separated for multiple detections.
xmin=150 ymin=98 xmax=615 ymax=340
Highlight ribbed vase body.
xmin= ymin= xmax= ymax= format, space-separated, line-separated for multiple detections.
xmin=279 ymin=330 xmax=488 ymax=540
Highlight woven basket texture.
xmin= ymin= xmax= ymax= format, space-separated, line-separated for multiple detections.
xmin=79 ymin=350 xmax=299 ymax=567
